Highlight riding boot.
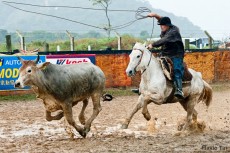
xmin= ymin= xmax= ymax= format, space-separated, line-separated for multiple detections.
xmin=174 ymin=79 xmax=184 ymax=99
xmin=131 ymin=88 xmax=140 ymax=94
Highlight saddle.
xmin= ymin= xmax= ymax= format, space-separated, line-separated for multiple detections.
xmin=158 ymin=57 xmax=193 ymax=83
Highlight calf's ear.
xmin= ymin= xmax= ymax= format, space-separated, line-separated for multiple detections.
xmin=37 ymin=62 xmax=50 ymax=70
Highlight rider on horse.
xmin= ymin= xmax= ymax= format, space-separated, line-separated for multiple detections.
xmin=132 ymin=13 xmax=185 ymax=99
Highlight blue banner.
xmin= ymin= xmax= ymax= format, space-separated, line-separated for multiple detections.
xmin=0 ymin=56 xmax=46 ymax=91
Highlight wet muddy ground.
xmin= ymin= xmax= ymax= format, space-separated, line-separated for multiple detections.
xmin=0 ymin=89 xmax=230 ymax=152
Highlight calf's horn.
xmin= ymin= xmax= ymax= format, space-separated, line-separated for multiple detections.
xmin=17 ymin=56 xmax=24 ymax=63
xmin=34 ymin=54 xmax=40 ymax=64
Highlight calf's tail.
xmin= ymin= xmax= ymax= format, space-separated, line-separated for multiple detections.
xmin=102 ymin=93 xmax=113 ymax=101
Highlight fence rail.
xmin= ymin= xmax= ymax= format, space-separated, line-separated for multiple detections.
xmin=1 ymin=50 xmax=230 ymax=96
xmin=0 ymin=48 xmax=220 ymax=55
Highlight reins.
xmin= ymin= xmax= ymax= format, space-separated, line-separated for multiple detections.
xmin=133 ymin=48 xmax=152 ymax=75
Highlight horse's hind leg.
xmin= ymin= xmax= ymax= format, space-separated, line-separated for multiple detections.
xmin=179 ymin=97 xmax=198 ymax=131
xmin=183 ymin=97 xmax=197 ymax=131
xmin=179 ymin=99 xmax=198 ymax=122
xmin=121 ymin=95 xmax=144 ymax=129
xmin=192 ymin=109 xmax=198 ymax=123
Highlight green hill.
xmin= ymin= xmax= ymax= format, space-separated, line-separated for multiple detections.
xmin=0 ymin=0 xmax=205 ymax=40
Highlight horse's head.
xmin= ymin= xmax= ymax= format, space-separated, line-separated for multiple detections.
xmin=126 ymin=42 xmax=149 ymax=77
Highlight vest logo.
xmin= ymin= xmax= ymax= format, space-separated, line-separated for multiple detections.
xmin=0 ymin=59 xmax=4 ymax=66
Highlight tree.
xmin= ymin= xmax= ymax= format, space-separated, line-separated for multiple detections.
xmin=84 ymin=30 xmax=104 ymax=38
xmin=89 ymin=0 xmax=112 ymax=38
xmin=0 ymin=29 xmax=7 ymax=42
xmin=139 ymin=30 xmax=149 ymax=40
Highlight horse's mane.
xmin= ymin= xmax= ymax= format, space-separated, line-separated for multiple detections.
xmin=134 ymin=42 xmax=153 ymax=56
xmin=134 ymin=42 xmax=146 ymax=50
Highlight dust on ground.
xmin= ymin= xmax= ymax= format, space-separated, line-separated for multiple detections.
xmin=0 ymin=89 xmax=230 ymax=153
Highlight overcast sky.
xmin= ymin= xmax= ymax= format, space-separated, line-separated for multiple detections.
xmin=147 ymin=0 xmax=229 ymax=40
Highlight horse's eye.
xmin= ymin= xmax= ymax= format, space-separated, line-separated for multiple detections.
xmin=27 ymin=69 xmax=32 ymax=73
xmin=137 ymin=55 xmax=141 ymax=58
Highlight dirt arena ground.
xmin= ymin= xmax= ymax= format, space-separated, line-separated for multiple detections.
xmin=0 ymin=87 xmax=230 ymax=153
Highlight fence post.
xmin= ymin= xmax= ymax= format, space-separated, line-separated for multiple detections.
xmin=44 ymin=42 xmax=49 ymax=51
xmin=115 ymin=31 xmax=121 ymax=50
xmin=66 ymin=30 xmax=75 ymax=51
xmin=185 ymin=39 xmax=190 ymax=50
xmin=5 ymin=35 xmax=12 ymax=52
xmin=16 ymin=30 xmax=25 ymax=50
xmin=204 ymin=30 xmax=213 ymax=49
xmin=88 ymin=45 xmax=91 ymax=51
xmin=57 ymin=45 xmax=60 ymax=51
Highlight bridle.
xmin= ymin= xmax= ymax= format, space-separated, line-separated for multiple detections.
xmin=132 ymin=48 xmax=152 ymax=75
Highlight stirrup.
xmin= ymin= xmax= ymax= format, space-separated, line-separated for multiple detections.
xmin=174 ymin=89 xmax=184 ymax=99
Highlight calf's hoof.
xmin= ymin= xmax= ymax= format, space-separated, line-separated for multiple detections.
xmin=79 ymin=118 xmax=86 ymax=125
xmin=121 ymin=124 xmax=128 ymax=129
xmin=79 ymin=127 xmax=90 ymax=138
xmin=79 ymin=130 xmax=87 ymax=138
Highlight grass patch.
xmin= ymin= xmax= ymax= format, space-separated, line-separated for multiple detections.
xmin=0 ymin=88 xmax=136 ymax=102
xmin=210 ymin=82 xmax=230 ymax=92
xmin=105 ymin=87 xmax=137 ymax=96
xmin=0 ymin=94 xmax=36 ymax=102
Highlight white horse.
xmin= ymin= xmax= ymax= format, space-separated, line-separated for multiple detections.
xmin=121 ymin=42 xmax=212 ymax=131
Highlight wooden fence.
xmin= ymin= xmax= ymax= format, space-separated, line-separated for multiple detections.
xmin=96 ymin=50 xmax=230 ymax=87
xmin=1 ymin=50 xmax=230 ymax=95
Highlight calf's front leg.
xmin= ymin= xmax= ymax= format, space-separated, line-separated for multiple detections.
xmin=62 ymin=103 xmax=85 ymax=138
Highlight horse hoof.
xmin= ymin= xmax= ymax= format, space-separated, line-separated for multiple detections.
xmin=177 ymin=124 xmax=184 ymax=131
xmin=143 ymin=114 xmax=151 ymax=121
xmin=146 ymin=116 xmax=151 ymax=121
xmin=121 ymin=124 xmax=128 ymax=129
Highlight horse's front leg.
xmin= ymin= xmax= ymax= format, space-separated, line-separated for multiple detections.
xmin=121 ymin=95 xmax=144 ymax=129
xmin=142 ymin=91 xmax=164 ymax=121
xmin=142 ymin=99 xmax=151 ymax=121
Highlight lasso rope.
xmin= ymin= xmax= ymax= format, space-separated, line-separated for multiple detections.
xmin=3 ymin=1 xmax=155 ymax=42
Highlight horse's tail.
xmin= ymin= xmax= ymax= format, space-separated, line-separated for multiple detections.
xmin=199 ymin=80 xmax=212 ymax=107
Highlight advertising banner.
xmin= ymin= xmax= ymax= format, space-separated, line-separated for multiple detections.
xmin=46 ymin=54 xmax=96 ymax=65
xmin=0 ymin=56 xmax=46 ymax=91
xmin=0 ymin=54 xmax=95 ymax=91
